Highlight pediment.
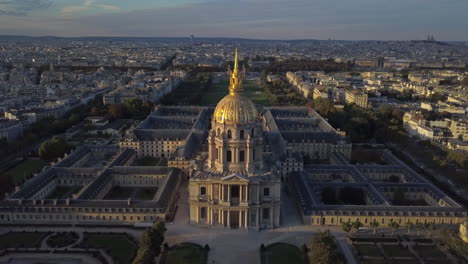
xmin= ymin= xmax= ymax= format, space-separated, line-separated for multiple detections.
xmin=221 ymin=173 xmax=250 ymax=182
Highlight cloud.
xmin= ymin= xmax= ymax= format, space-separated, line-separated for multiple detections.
xmin=62 ymin=0 xmax=120 ymax=15
xmin=96 ymin=4 xmax=121 ymax=12
xmin=0 ymin=0 xmax=52 ymax=16
xmin=0 ymin=0 xmax=467 ymax=40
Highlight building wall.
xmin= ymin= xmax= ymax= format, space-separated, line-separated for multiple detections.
xmin=304 ymin=214 xmax=465 ymax=226
xmin=189 ymin=179 xmax=281 ymax=229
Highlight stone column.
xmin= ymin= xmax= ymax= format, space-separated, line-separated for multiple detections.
xmin=239 ymin=185 xmax=242 ymax=202
xmin=210 ymin=184 xmax=213 ymax=201
xmin=270 ymin=207 xmax=274 ymax=227
xmin=227 ymin=185 xmax=231 ymax=202
xmin=220 ymin=184 xmax=223 ymax=202
xmin=246 ymin=185 xmax=249 ymax=202
xmin=257 ymin=184 xmax=261 ymax=203
xmin=234 ymin=148 xmax=238 ymax=163
xmin=256 ymin=208 xmax=260 ymax=228
xmin=239 ymin=210 xmax=242 ymax=228
xmin=245 ymin=210 xmax=248 ymax=228
xmin=227 ymin=210 xmax=230 ymax=228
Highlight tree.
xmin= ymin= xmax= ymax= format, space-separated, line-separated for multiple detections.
xmin=406 ymin=221 xmax=414 ymax=234
xmin=370 ymin=219 xmax=379 ymax=235
xmin=416 ymin=222 xmax=425 ymax=237
xmin=427 ymin=223 xmax=436 ymax=237
xmin=341 ymin=221 xmax=352 ymax=237
xmin=313 ymin=98 xmax=335 ymax=116
xmin=132 ymin=221 xmax=167 ymax=264
xmin=107 ymin=104 xmax=124 ymax=120
xmin=310 ymin=230 xmax=344 ymax=264
xmin=388 ymin=221 xmax=400 ymax=236
xmin=352 ymin=220 xmax=363 ymax=233
xmin=39 ymin=137 xmax=71 ymax=161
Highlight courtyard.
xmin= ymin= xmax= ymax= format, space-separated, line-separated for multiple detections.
xmin=103 ymin=186 xmax=159 ymax=200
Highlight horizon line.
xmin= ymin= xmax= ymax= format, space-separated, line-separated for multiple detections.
xmin=0 ymin=34 xmax=466 ymax=43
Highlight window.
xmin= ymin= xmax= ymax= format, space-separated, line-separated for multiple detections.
xmin=227 ymin=130 xmax=232 ymax=139
xmin=262 ymin=208 xmax=270 ymax=220
xmin=252 ymin=149 xmax=255 ymax=161
xmin=200 ymin=207 xmax=207 ymax=219
xmin=227 ymin=150 xmax=232 ymax=162
xmin=263 ymin=187 xmax=270 ymax=197
xmin=217 ymin=128 xmax=221 ymax=136
xmin=251 ymin=128 xmax=255 ymax=137
xmin=240 ymin=130 xmax=244 ymax=139
xmin=239 ymin=151 xmax=245 ymax=162
xmin=200 ymin=186 xmax=207 ymax=195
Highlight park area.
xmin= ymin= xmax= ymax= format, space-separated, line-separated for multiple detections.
xmin=0 ymin=231 xmax=48 ymax=249
xmin=161 ymin=74 xmax=273 ymax=106
xmin=0 ymin=158 xmax=46 ymax=185
xmin=75 ymin=233 xmax=137 ymax=264
xmin=201 ymin=79 xmax=272 ymax=106
xmin=352 ymin=235 xmax=451 ymax=264
xmin=160 ymin=242 xmax=208 ymax=264
xmin=260 ymin=242 xmax=307 ymax=264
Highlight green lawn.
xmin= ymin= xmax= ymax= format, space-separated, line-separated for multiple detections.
xmin=413 ymin=245 xmax=446 ymax=259
xmin=381 ymin=244 xmax=415 ymax=258
xmin=132 ymin=156 xmax=160 ymax=166
xmin=201 ymin=79 xmax=272 ymax=106
xmin=355 ymin=244 xmax=384 ymax=258
xmin=160 ymin=242 xmax=207 ymax=264
xmin=261 ymin=243 xmax=306 ymax=264
xmin=75 ymin=233 xmax=137 ymax=264
xmin=133 ymin=187 xmax=158 ymax=200
xmin=0 ymin=232 xmax=48 ymax=249
xmin=1 ymin=159 xmax=47 ymax=185
xmin=46 ymin=232 xmax=79 ymax=248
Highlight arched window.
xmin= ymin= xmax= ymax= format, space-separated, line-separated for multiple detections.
xmin=251 ymin=128 xmax=255 ymax=138
xmin=240 ymin=130 xmax=244 ymax=139
xmin=217 ymin=128 xmax=221 ymax=136
xmin=227 ymin=130 xmax=232 ymax=139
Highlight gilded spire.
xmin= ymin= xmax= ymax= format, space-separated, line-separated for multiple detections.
xmin=228 ymin=48 xmax=244 ymax=95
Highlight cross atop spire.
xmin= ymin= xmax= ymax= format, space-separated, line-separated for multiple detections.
xmin=228 ymin=48 xmax=244 ymax=95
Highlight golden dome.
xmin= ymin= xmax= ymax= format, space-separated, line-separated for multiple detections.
xmin=214 ymin=94 xmax=258 ymax=124
xmin=213 ymin=49 xmax=258 ymax=124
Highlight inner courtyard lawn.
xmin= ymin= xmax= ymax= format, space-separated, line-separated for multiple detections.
xmin=103 ymin=186 xmax=158 ymax=200
xmin=75 ymin=233 xmax=137 ymax=264
xmin=0 ymin=232 xmax=48 ymax=249
xmin=261 ymin=243 xmax=306 ymax=264
xmin=1 ymin=158 xmax=47 ymax=185
xmin=160 ymin=242 xmax=208 ymax=264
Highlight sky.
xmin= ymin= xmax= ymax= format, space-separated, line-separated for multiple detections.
xmin=0 ymin=0 xmax=467 ymax=41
